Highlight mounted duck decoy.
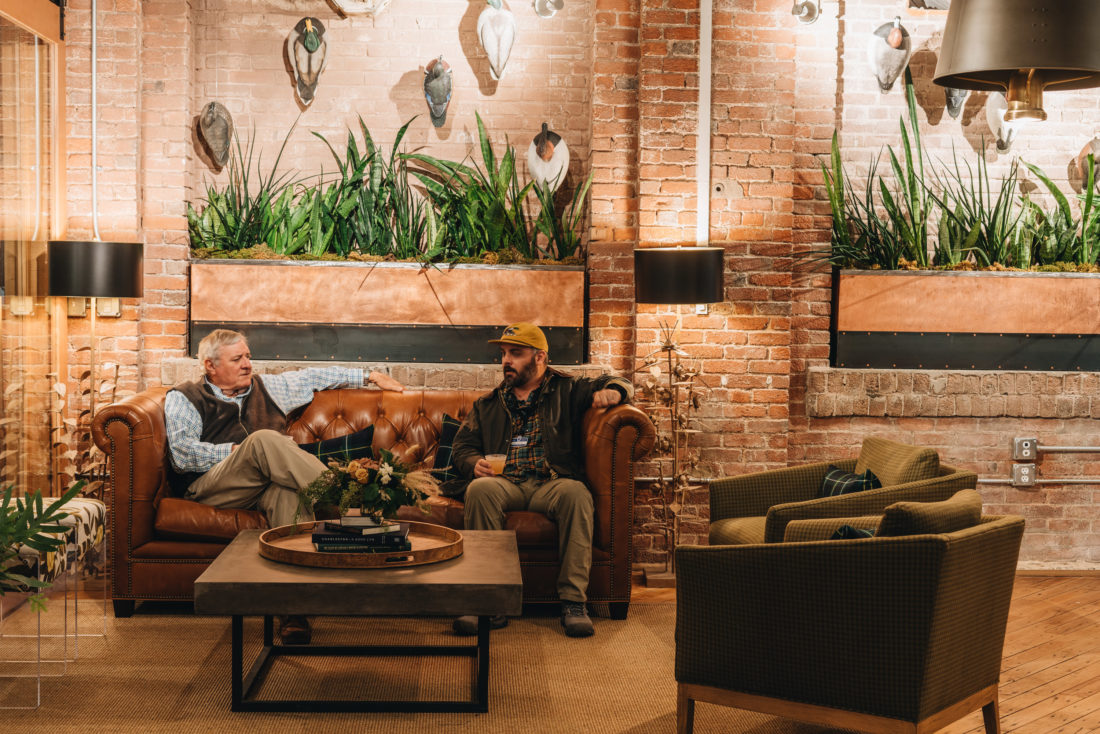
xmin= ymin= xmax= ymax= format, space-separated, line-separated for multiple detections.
xmin=986 ymin=92 xmax=1016 ymax=153
xmin=477 ymin=0 xmax=517 ymax=81
xmin=944 ymin=87 xmax=968 ymax=119
xmin=527 ymin=122 xmax=570 ymax=192
xmin=533 ymin=0 xmax=564 ymax=18
xmin=329 ymin=0 xmax=393 ymax=16
xmin=198 ymin=101 xmax=233 ymax=167
xmin=423 ymin=56 xmax=453 ymax=128
xmin=288 ymin=17 xmax=327 ymax=106
xmin=867 ymin=17 xmax=912 ymax=93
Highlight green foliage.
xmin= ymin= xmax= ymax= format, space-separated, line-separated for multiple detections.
xmin=187 ymin=114 xmax=587 ymax=265
xmin=1 ymin=482 xmax=83 ymax=610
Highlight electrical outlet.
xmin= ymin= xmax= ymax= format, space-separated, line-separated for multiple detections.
xmin=1013 ymin=437 xmax=1038 ymax=460
xmin=67 ymin=297 xmax=87 ymax=317
xmin=1012 ymin=463 xmax=1036 ymax=487
xmin=694 ymin=303 xmax=708 ymax=315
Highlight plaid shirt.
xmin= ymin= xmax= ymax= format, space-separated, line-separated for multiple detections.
xmin=501 ymin=379 xmax=551 ymax=482
xmin=165 ymin=367 xmax=365 ymax=474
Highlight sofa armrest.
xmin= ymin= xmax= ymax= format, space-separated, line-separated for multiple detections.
xmin=708 ymin=459 xmax=856 ymax=522
xmin=762 ymin=467 xmax=978 ymax=543
xmin=91 ymin=386 xmax=172 ymax=555
xmin=582 ymin=403 xmax=655 ymax=552
xmin=154 ymin=497 xmax=267 ymax=542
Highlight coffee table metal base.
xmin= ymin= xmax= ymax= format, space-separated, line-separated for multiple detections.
xmin=231 ymin=614 xmax=491 ymax=712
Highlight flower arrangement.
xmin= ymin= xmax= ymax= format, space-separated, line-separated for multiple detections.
xmin=298 ymin=448 xmax=439 ymax=521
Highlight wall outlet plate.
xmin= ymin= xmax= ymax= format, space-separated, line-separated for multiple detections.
xmin=1011 ymin=463 xmax=1036 ymax=487
xmin=1012 ymin=437 xmax=1038 ymax=460
xmin=694 ymin=303 xmax=708 ymax=315
xmin=96 ymin=297 xmax=121 ymax=317
xmin=67 ymin=297 xmax=87 ymax=317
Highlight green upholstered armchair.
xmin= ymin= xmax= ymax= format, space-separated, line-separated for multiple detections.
xmin=676 ymin=493 xmax=1025 ymax=734
xmin=708 ymin=436 xmax=977 ymax=545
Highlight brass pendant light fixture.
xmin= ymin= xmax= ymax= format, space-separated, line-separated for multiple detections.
xmin=934 ymin=0 xmax=1100 ymax=122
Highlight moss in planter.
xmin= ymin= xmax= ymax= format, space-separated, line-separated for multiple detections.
xmin=190 ymin=244 xmax=583 ymax=266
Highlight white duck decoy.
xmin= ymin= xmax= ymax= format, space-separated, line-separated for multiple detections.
xmin=329 ymin=0 xmax=393 ymax=16
xmin=423 ymin=56 xmax=453 ymax=128
xmin=477 ymin=0 xmax=517 ymax=81
xmin=986 ymin=92 xmax=1017 ymax=153
xmin=198 ymin=101 xmax=233 ymax=167
xmin=533 ymin=0 xmax=564 ymax=18
xmin=527 ymin=122 xmax=570 ymax=192
xmin=288 ymin=17 xmax=327 ymax=106
xmin=867 ymin=17 xmax=912 ymax=93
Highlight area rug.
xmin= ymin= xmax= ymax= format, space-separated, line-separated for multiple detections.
xmin=1 ymin=599 xmax=842 ymax=733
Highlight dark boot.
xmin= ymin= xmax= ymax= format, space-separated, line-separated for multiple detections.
xmin=277 ymin=615 xmax=312 ymax=644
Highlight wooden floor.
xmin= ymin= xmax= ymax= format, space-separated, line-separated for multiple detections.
xmin=633 ymin=574 xmax=1100 ymax=733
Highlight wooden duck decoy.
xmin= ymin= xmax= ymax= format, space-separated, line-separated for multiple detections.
xmin=867 ymin=17 xmax=912 ymax=93
xmin=477 ymin=0 xmax=517 ymax=81
xmin=198 ymin=101 xmax=233 ymax=167
xmin=527 ymin=122 xmax=570 ymax=192
xmin=288 ymin=17 xmax=327 ymax=106
xmin=423 ymin=56 xmax=453 ymax=128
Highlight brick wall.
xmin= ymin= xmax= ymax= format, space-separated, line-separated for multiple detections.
xmin=49 ymin=0 xmax=1100 ymax=570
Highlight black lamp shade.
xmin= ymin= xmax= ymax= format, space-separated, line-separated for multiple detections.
xmin=48 ymin=240 xmax=143 ymax=298
xmin=934 ymin=0 xmax=1100 ymax=92
xmin=634 ymin=247 xmax=724 ymax=304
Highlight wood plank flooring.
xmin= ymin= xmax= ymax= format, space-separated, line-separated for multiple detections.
xmin=633 ymin=574 xmax=1100 ymax=733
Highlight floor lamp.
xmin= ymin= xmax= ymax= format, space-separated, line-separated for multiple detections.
xmin=633 ymin=246 xmax=724 ymax=586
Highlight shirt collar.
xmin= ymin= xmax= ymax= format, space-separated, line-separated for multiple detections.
xmin=205 ymin=376 xmax=253 ymax=401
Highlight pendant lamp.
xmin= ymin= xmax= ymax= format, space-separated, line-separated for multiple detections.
xmin=934 ymin=0 xmax=1100 ymax=122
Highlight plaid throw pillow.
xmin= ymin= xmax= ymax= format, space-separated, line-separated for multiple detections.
xmin=298 ymin=425 xmax=374 ymax=464
xmin=431 ymin=413 xmax=463 ymax=482
xmin=819 ymin=464 xmax=882 ymax=498
xmin=830 ymin=524 xmax=875 ymax=540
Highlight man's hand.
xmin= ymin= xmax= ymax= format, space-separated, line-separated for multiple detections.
xmin=473 ymin=458 xmax=495 ymax=478
xmin=591 ymin=389 xmax=622 ymax=408
xmin=369 ymin=371 xmax=404 ymax=392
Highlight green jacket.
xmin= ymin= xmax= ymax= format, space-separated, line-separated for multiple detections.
xmin=447 ymin=368 xmax=633 ymax=496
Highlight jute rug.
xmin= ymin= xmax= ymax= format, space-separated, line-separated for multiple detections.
xmin=1 ymin=598 xmax=843 ymax=733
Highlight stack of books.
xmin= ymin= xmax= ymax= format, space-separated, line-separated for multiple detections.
xmin=312 ymin=518 xmax=412 ymax=553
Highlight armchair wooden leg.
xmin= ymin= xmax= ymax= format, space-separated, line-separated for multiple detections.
xmin=677 ymin=683 xmax=695 ymax=734
xmin=982 ymin=698 xmax=1001 ymax=734
xmin=112 ymin=599 xmax=135 ymax=618
xmin=608 ymin=601 xmax=629 ymax=620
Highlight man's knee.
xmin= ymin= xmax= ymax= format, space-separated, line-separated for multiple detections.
xmin=241 ymin=429 xmax=286 ymax=449
xmin=557 ymin=480 xmax=593 ymax=511
xmin=465 ymin=477 xmax=500 ymax=508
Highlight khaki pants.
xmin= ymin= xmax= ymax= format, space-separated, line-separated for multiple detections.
xmin=463 ymin=476 xmax=594 ymax=603
xmin=186 ymin=429 xmax=321 ymax=527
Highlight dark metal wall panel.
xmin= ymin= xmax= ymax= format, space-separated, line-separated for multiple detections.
xmin=835 ymin=332 xmax=1100 ymax=371
xmin=190 ymin=323 xmax=586 ymax=365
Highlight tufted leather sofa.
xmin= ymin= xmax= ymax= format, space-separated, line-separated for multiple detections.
xmin=92 ymin=386 xmax=655 ymax=619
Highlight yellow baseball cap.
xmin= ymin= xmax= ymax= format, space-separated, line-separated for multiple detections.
xmin=488 ymin=322 xmax=549 ymax=352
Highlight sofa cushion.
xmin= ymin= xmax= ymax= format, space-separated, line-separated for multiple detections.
xmin=431 ymin=413 xmax=462 ymax=482
xmin=709 ymin=516 xmax=767 ymax=545
xmin=154 ymin=497 xmax=268 ymax=542
xmin=819 ymin=465 xmax=882 ymax=498
xmin=876 ymin=489 xmax=983 ymax=537
xmin=854 ymin=436 xmax=940 ymax=487
xmin=298 ymin=425 xmax=374 ymax=464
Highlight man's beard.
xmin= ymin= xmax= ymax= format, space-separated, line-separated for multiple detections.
xmin=503 ymin=360 xmax=537 ymax=387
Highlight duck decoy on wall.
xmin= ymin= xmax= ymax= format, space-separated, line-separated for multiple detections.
xmin=329 ymin=0 xmax=393 ymax=16
xmin=867 ymin=17 xmax=912 ymax=93
xmin=986 ymin=92 xmax=1016 ymax=153
xmin=477 ymin=0 xmax=517 ymax=81
xmin=533 ymin=0 xmax=564 ymax=19
xmin=423 ymin=56 xmax=453 ymax=128
xmin=527 ymin=122 xmax=570 ymax=192
xmin=288 ymin=17 xmax=327 ymax=106
xmin=944 ymin=87 xmax=968 ymax=119
xmin=198 ymin=101 xmax=233 ymax=167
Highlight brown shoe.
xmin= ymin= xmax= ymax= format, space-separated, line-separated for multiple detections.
xmin=278 ymin=615 xmax=312 ymax=645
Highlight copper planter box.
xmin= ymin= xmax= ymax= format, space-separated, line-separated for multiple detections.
xmin=832 ymin=269 xmax=1100 ymax=370
xmin=190 ymin=260 xmax=587 ymax=364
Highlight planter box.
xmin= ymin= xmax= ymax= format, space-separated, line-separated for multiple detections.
xmin=190 ymin=260 xmax=587 ymax=364
xmin=832 ymin=269 xmax=1100 ymax=370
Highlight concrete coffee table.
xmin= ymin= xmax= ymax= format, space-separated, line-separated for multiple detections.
xmin=194 ymin=528 xmax=522 ymax=713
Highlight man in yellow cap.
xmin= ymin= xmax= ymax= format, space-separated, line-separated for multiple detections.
xmin=450 ymin=323 xmax=633 ymax=638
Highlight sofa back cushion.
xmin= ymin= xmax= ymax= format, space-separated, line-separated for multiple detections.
xmin=285 ymin=389 xmax=479 ymax=468
xmin=876 ymin=489 xmax=983 ymax=537
xmin=854 ymin=436 xmax=940 ymax=487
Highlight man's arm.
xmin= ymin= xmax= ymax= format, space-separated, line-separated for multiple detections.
xmin=164 ymin=390 xmax=233 ymax=473
xmin=574 ymin=374 xmax=634 ymax=411
xmin=262 ymin=366 xmax=404 ymax=413
xmin=450 ymin=408 xmax=486 ymax=479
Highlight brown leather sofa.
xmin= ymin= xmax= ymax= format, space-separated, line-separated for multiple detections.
xmin=92 ymin=386 xmax=655 ymax=619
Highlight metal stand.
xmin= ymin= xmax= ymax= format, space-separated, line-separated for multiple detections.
xmin=230 ymin=614 xmax=492 ymax=713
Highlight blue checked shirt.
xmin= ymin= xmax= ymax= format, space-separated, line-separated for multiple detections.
xmin=165 ymin=367 xmax=365 ymax=474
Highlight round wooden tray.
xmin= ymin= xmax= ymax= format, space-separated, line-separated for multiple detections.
xmin=258 ymin=520 xmax=463 ymax=568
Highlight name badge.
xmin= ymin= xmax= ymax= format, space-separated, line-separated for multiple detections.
xmin=511 ymin=435 xmax=529 ymax=448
